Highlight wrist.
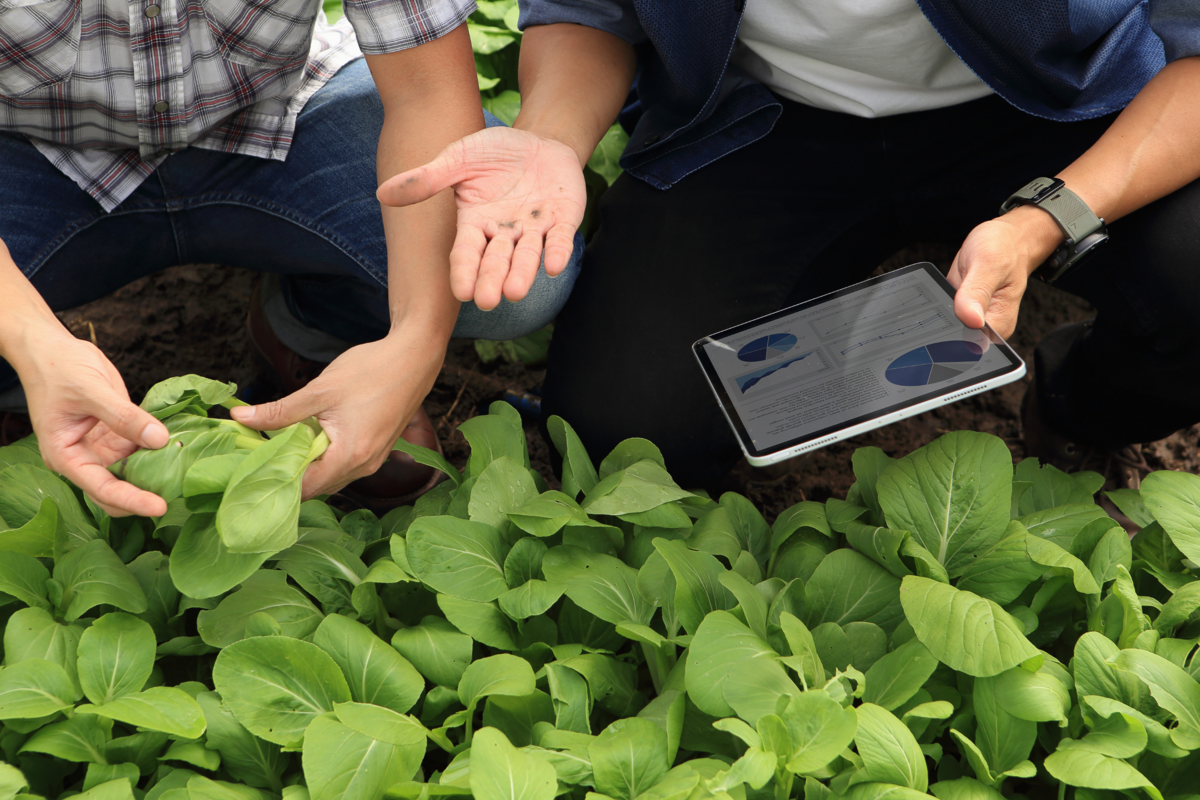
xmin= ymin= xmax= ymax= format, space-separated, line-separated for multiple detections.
xmin=996 ymin=204 xmax=1065 ymax=276
xmin=513 ymin=112 xmax=595 ymax=168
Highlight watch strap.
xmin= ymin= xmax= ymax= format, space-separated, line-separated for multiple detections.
xmin=1000 ymin=177 xmax=1107 ymax=284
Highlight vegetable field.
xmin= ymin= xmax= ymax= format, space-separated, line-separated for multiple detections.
xmin=4 ymin=374 xmax=1200 ymax=800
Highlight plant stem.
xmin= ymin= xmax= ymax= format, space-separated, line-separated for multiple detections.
xmin=775 ymin=768 xmax=795 ymax=800
xmin=641 ymin=641 xmax=676 ymax=695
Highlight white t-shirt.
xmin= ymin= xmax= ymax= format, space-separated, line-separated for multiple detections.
xmin=732 ymin=0 xmax=993 ymax=118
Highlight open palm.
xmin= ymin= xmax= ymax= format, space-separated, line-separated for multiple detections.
xmin=378 ymin=126 xmax=586 ymax=310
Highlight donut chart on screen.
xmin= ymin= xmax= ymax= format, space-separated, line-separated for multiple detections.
xmin=738 ymin=333 xmax=798 ymax=362
xmin=885 ymin=340 xmax=983 ymax=386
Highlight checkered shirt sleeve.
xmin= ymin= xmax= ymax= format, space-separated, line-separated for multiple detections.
xmin=342 ymin=0 xmax=476 ymax=55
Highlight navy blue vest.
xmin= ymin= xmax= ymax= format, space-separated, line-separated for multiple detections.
xmin=522 ymin=0 xmax=1198 ymax=189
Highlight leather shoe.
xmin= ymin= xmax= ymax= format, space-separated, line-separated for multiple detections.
xmin=246 ymin=279 xmax=444 ymax=508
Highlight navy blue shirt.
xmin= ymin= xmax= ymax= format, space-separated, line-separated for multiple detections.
xmin=518 ymin=0 xmax=1200 ymax=189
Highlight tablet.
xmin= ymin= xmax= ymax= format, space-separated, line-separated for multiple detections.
xmin=692 ymin=262 xmax=1026 ymax=465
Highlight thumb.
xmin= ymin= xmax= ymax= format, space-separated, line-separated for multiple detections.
xmin=953 ymin=264 xmax=999 ymax=330
xmin=91 ymin=389 xmax=169 ymax=450
xmin=230 ymin=387 xmax=322 ymax=432
xmin=377 ymin=139 xmax=468 ymax=208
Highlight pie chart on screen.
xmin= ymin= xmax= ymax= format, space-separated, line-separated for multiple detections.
xmin=885 ymin=341 xmax=983 ymax=386
xmin=738 ymin=333 xmax=798 ymax=363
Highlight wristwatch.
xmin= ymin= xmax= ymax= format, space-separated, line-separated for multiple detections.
xmin=1000 ymin=177 xmax=1108 ymax=285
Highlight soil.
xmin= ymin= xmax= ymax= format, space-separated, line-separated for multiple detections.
xmin=55 ymin=244 xmax=1200 ymax=521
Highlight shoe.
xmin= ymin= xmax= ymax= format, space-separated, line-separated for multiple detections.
xmin=1020 ymin=385 xmax=1148 ymax=490
xmin=246 ymin=279 xmax=445 ymax=508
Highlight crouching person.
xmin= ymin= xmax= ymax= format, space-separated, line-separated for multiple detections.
xmin=0 ymin=0 xmax=582 ymax=516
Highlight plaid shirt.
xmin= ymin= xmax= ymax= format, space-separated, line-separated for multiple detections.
xmin=0 ymin=0 xmax=474 ymax=211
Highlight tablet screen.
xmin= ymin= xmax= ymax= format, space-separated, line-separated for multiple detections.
xmin=693 ymin=263 xmax=1023 ymax=457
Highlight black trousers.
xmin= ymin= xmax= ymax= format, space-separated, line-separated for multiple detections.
xmin=541 ymin=94 xmax=1200 ymax=487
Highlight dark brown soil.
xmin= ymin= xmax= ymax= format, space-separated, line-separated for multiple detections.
xmin=56 ymin=245 xmax=1200 ymax=519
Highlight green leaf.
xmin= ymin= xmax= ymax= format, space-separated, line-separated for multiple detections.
xmin=78 ymin=612 xmax=156 ymax=705
xmin=310 ymin=614 xmax=423 ymax=714
xmin=483 ymin=691 xmax=554 ymax=747
xmin=77 ymin=686 xmax=206 ymax=738
xmin=117 ymin=427 xmax=236 ymax=503
xmin=543 ymin=545 xmax=655 ymax=626
xmin=470 ymin=457 xmax=539 ymax=530
xmin=928 ymin=778 xmax=1005 ymax=800
xmin=989 ymin=661 xmax=1070 ymax=723
xmin=392 ymin=616 xmax=474 ymax=689
xmin=899 ymin=576 xmax=1038 ymax=677
xmin=0 ymin=761 xmax=27 ymax=799
xmin=1043 ymin=749 xmax=1163 ymax=800
xmin=954 ymin=521 xmax=1042 ymax=606
xmin=460 ymin=415 xmax=526 ymax=478
xmin=545 ymin=662 xmax=593 ymax=734
xmin=0 ymin=496 xmax=56 ymax=557
xmin=972 ymin=675 xmax=1035 ymax=775
xmin=842 ymin=521 xmax=910 ymax=578
xmin=686 ymin=610 xmax=799 ymax=719
xmin=582 ymin=461 xmax=691 ymax=516
xmin=805 ymin=549 xmax=903 ymax=632
xmin=779 ymin=613 xmax=825 ymax=690
xmin=169 ymin=512 xmax=274 ymax=599
xmin=140 ymin=375 xmax=236 ymax=414
xmin=74 ymin=778 xmax=137 ymax=800
xmin=471 ymin=727 xmax=557 ymax=800
xmin=854 ymin=703 xmax=927 ymax=791
xmin=392 ymin=438 xmax=463 ymax=488
xmin=1058 ymin=711 xmax=1147 ymax=758
xmin=161 ymin=739 xmax=220 ymax=771
xmin=651 ymin=538 xmax=735 ymax=635
xmin=0 ymin=550 xmax=51 ymax=609
xmin=1018 ymin=504 xmax=1109 ymax=549
xmin=1142 ymin=471 xmax=1200 ymax=565
xmin=558 ymin=654 xmax=645 ymax=718
xmin=862 ymin=638 xmax=938 ymax=712
xmin=212 ymin=636 xmax=351 ymax=746
xmin=196 ymin=692 xmax=287 ymax=791
xmin=499 ymin=580 xmax=563 ymax=620
xmin=0 ymin=464 xmax=99 ymax=553
xmin=408 ymin=516 xmax=510 ymax=602
xmin=217 ymin=424 xmax=315 ymax=553
xmin=1024 ymin=532 xmax=1100 ymax=594
xmin=589 ymin=718 xmax=671 ymax=800
xmin=1154 ymin=580 xmax=1200 ymax=635
xmin=19 ymin=714 xmax=110 ymax=763
xmin=301 ymin=711 xmax=423 ymax=800
xmin=509 ymin=492 xmax=594 ymax=538
xmin=3 ymin=606 xmax=85 ymax=696
xmin=780 ymin=690 xmax=858 ymax=774
xmin=1110 ymin=648 xmax=1200 ymax=749
xmin=546 ymin=417 xmax=599 ymax=499
xmin=196 ymin=570 xmax=322 ymax=647
xmin=437 ymin=595 xmax=519 ymax=650
xmin=720 ymin=493 xmax=772 ymax=567
xmin=1104 ymin=488 xmax=1157 ymax=529
xmin=876 ymin=432 xmax=1011 ymax=575
xmin=771 ymin=502 xmax=831 ymax=552
xmin=0 ymin=658 xmax=75 ymax=718
xmin=459 ymin=654 xmax=536 ymax=711
xmin=54 ymin=538 xmax=147 ymax=621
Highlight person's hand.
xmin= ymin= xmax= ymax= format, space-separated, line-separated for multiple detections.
xmin=230 ymin=329 xmax=443 ymax=499
xmin=18 ymin=330 xmax=169 ymax=517
xmin=946 ymin=206 xmax=1063 ymax=338
xmin=376 ymin=126 xmax=586 ymax=311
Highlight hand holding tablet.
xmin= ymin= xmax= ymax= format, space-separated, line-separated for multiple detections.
xmin=693 ymin=263 xmax=1025 ymax=465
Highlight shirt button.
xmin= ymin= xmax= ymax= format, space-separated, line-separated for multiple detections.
xmin=153 ymin=100 xmax=169 ymax=112
xmin=144 ymin=4 xmax=160 ymax=16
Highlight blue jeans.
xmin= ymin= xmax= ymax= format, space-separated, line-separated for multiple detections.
xmin=0 ymin=58 xmax=582 ymax=393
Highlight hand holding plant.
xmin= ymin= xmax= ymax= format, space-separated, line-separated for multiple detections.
xmin=231 ymin=335 xmax=442 ymax=498
xmin=18 ymin=331 xmax=169 ymax=517
xmin=377 ymin=126 xmax=586 ymax=311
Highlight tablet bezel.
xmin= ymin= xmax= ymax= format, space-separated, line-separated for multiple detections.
xmin=692 ymin=262 xmax=1025 ymax=461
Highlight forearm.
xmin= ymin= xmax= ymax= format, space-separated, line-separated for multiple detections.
xmin=366 ymin=25 xmax=483 ymax=344
xmin=0 ymin=240 xmax=70 ymax=371
xmin=514 ymin=23 xmax=637 ymax=166
xmin=1007 ymin=56 xmax=1200 ymax=268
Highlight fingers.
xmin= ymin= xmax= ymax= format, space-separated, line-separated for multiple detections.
xmin=70 ymin=460 xmax=167 ymax=517
xmin=953 ymin=260 xmax=1025 ymax=339
xmin=449 ymin=224 xmax=488 ymax=302
xmin=230 ymin=386 xmax=323 ymax=432
xmin=474 ymin=233 xmax=517 ymax=311
xmin=89 ymin=387 xmax=168 ymax=450
xmin=504 ymin=232 xmax=545 ymax=303
xmin=542 ymin=223 xmax=577 ymax=277
xmin=377 ymin=141 xmax=466 ymax=208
